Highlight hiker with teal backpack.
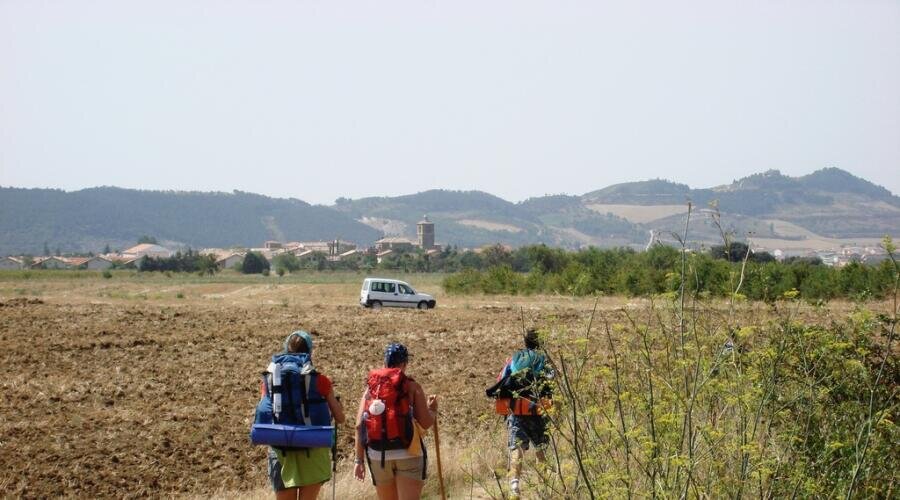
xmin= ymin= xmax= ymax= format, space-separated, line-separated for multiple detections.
xmin=251 ymin=331 xmax=346 ymax=500
xmin=485 ymin=329 xmax=554 ymax=498
xmin=354 ymin=343 xmax=439 ymax=500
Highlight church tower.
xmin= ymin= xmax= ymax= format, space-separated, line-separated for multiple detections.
xmin=417 ymin=215 xmax=435 ymax=250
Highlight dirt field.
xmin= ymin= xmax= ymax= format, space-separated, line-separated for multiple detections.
xmin=0 ymin=273 xmax=617 ymax=498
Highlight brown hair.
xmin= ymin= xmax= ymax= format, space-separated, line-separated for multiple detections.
xmin=287 ymin=334 xmax=310 ymax=353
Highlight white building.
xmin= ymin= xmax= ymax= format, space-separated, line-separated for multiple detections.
xmin=32 ymin=256 xmax=71 ymax=269
xmin=0 ymin=256 xmax=24 ymax=269
xmin=121 ymin=243 xmax=173 ymax=259
xmin=83 ymin=256 xmax=114 ymax=270
xmin=216 ymin=253 xmax=244 ymax=269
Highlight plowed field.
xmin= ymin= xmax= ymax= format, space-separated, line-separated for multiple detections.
xmin=0 ymin=276 xmax=606 ymax=498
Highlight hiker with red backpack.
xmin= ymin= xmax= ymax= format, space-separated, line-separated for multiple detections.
xmin=251 ymin=331 xmax=346 ymax=500
xmin=354 ymin=343 xmax=439 ymax=500
xmin=485 ymin=329 xmax=554 ymax=498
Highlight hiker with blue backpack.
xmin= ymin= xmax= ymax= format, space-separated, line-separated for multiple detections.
xmin=251 ymin=331 xmax=346 ymax=500
xmin=353 ymin=342 xmax=439 ymax=500
xmin=485 ymin=328 xmax=554 ymax=498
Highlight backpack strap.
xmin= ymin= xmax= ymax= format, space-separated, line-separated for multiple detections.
xmin=298 ymin=374 xmax=311 ymax=425
xmin=281 ymin=373 xmax=295 ymax=423
xmin=420 ymin=435 xmax=428 ymax=480
xmin=380 ymin=412 xmax=387 ymax=468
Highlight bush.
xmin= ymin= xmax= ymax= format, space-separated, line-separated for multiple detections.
xmin=516 ymin=294 xmax=899 ymax=498
xmin=138 ymin=250 xmax=218 ymax=274
xmin=241 ymin=251 xmax=270 ymax=274
xmin=273 ymin=253 xmax=300 ymax=274
xmin=441 ymin=242 xmax=895 ymax=301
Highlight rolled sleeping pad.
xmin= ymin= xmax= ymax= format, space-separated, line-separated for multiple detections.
xmin=494 ymin=397 xmax=553 ymax=416
xmin=251 ymin=424 xmax=335 ymax=448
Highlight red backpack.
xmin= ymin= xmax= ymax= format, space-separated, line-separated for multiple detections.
xmin=364 ymin=367 xmax=415 ymax=465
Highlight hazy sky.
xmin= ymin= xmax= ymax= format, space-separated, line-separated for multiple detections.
xmin=1 ymin=1 xmax=898 ymax=205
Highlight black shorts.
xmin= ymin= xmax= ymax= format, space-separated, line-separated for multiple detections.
xmin=507 ymin=415 xmax=549 ymax=451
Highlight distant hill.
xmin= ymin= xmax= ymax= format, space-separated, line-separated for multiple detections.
xmin=1 ymin=168 xmax=897 ymax=255
xmin=0 ymin=187 xmax=381 ymax=255
xmin=335 ymin=168 xmax=899 ymax=249
xmin=334 ymin=189 xmax=643 ymax=248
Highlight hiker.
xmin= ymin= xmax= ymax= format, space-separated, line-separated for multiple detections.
xmin=263 ymin=331 xmax=346 ymax=500
xmin=486 ymin=328 xmax=553 ymax=498
xmin=353 ymin=342 xmax=439 ymax=500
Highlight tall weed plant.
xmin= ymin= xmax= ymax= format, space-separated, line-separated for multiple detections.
xmin=473 ymin=207 xmax=898 ymax=499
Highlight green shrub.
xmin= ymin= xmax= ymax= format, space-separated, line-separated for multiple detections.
xmin=241 ymin=251 xmax=270 ymax=274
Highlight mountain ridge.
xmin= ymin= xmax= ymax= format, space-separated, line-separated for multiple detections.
xmin=1 ymin=168 xmax=897 ymax=255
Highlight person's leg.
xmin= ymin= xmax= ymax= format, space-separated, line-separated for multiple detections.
xmin=375 ymin=483 xmax=400 ymax=500
xmin=395 ymin=475 xmax=425 ymax=500
xmin=370 ymin=457 xmax=399 ymax=500
xmin=530 ymin=416 xmax=550 ymax=466
xmin=275 ymin=488 xmax=298 ymax=500
xmin=394 ymin=456 xmax=427 ymax=500
xmin=297 ymin=484 xmax=322 ymax=500
xmin=506 ymin=416 xmax=528 ymax=496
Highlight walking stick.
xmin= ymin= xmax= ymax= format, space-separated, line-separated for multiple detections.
xmin=433 ymin=411 xmax=447 ymax=500
xmin=331 ymin=423 xmax=337 ymax=500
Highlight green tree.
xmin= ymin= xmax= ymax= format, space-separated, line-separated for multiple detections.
xmin=137 ymin=235 xmax=158 ymax=244
xmin=241 ymin=251 xmax=270 ymax=274
xmin=273 ymin=253 xmax=301 ymax=274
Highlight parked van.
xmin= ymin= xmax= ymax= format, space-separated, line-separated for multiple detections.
xmin=360 ymin=278 xmax=436 ymax=310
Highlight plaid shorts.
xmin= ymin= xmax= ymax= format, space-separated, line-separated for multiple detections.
xmin=507 ymin=415 xmax=549 ymax=451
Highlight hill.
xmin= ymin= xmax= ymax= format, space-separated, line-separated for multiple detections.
xmin=335 ymin=168 xmax=899 ymax=249
xmin=0 ymin=187 xmax=382 ymax=255
xmin=1 ymin=168 xmax=897 ymax=255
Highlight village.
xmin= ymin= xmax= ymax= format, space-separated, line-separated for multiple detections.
xmin=0 ymin=217 xmax=443 ymax=271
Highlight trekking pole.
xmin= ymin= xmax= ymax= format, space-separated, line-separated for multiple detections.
xmin=433 ymin=411 xmax=447 ymax=500
xmin=332 ymin=421 xmax=338 ymax=500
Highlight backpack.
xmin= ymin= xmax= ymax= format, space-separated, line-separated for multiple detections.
xmin=251 ymin=352 xmax=333 ymax=449
xmin=363 ymin=367 xmax=415 ymax=466
xmin=486 ymin=349 xmax=553 ymax=415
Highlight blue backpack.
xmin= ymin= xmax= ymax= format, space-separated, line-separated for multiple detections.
xmin=486 ymin=349 xmax=552 ymax=401
xmin=510 ymin=349 xmax=546 ymax=375
xmin=251 ymin=352 xmax=334 ymax=449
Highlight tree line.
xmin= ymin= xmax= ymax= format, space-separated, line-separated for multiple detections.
xmin=442 ymin=242 xmax=897 ymax=301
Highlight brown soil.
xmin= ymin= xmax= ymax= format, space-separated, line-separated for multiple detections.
xmin=0 ymin=286 xmax=591 ymax=498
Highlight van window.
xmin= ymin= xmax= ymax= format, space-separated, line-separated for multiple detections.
xmin=371 ymin=281 xmax=383 ymax=292
xmin=399 ymin=284 xmax=413 ymax=294
xmin=363 ymin=281 xmax=370 ymax=291
xmin=383 ymin=282 xmax=396 ymax=293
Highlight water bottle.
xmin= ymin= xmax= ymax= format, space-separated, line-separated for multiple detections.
xmin=272 ymin=363 xmax=282 ymax=419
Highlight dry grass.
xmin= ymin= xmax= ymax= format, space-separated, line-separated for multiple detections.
xmin=585 ymin=203 xmax=689 ymax=224
xmin=457 ymin=219 xmax=524 ymax=233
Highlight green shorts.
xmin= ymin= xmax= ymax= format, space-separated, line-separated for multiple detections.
xmin=268 ymin=448 xmax=332 ymax=490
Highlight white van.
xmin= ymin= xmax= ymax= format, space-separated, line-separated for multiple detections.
xmin=360 ymin=278 xmax=436 ymax=310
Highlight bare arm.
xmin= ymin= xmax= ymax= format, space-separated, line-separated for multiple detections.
xmin=353 ymin=389 xmax=368 ymax=480
xmin=326 ymin=391 xmax=345 ymax=424
xmin=354 ymin=390 xmax=367 ymax=456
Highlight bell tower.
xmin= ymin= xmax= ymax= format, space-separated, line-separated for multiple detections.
xmin=417 ymin=215 xmax=435 ymax=249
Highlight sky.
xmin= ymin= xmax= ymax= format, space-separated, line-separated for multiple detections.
xmin=1 ymin=0 xmax=898 ymax=205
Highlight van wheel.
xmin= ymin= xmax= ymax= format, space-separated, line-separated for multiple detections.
xmin=417 ymin=301 xmax=428 ymax=310
xmin=371 ymin=301 xmax=382 ymax=310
